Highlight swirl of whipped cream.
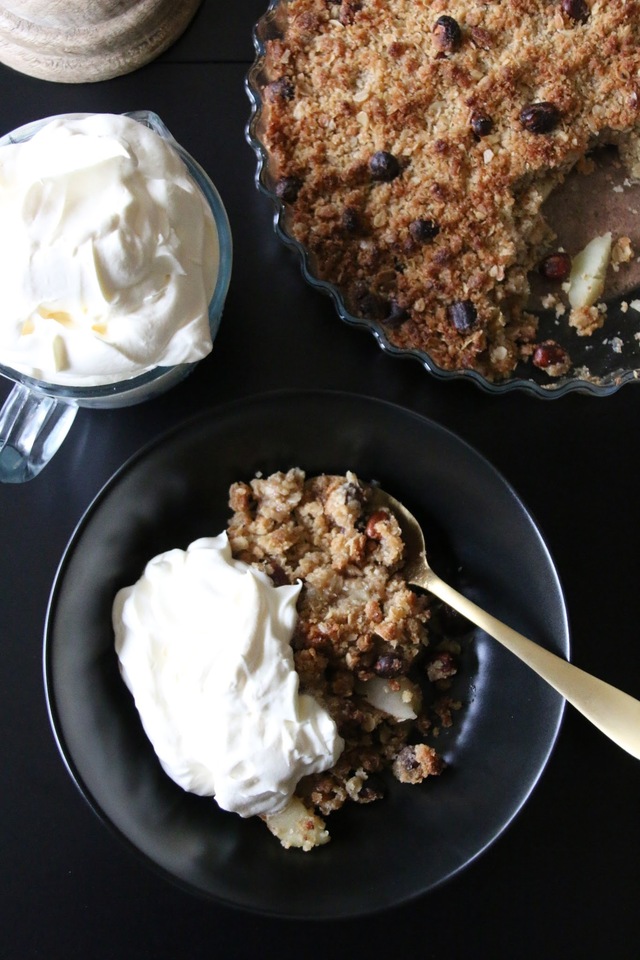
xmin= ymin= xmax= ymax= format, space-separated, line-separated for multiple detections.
xmin=112 ymin=534 xmax=344 ymax=819
xmin=0 ymin=113 xmax=218 ymax=385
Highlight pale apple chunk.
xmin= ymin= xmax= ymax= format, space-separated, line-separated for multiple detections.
xmin=358 ymin=676 xmax=422 ymax=721
xmin=262 ymin=796 xmax=330 ymax=851
xmin=567 ymin=233 xmax=612 ymax=309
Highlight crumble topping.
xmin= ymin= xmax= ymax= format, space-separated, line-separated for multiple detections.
xmin=227 ymin=468 xmax=465 ymax=849
xmin=258 ymin=0 xmax=640 ymax=379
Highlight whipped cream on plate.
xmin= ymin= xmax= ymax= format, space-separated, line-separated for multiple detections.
xmin=112 ymin=533 xmax=344 ymax=818
xmin=0 ymin=113 xmax=218 ymax=386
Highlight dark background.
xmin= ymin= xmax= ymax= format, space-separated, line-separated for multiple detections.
xmin=1 ymin=2 xmax=639 ymax=957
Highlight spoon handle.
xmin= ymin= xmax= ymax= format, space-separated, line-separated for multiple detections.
xmin=422 ymin=570 xmax=640 ymax=760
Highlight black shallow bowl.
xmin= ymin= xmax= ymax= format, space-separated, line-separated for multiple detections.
xmin=44 ymin=390 xmax=569 ymax=919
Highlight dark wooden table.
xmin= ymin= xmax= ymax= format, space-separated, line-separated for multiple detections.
xmin=2 ymin=2 xmax=639 ymax=956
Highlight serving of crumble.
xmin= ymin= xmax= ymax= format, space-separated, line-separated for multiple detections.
xmin=227 ymin=468 xmax=464 ymax=849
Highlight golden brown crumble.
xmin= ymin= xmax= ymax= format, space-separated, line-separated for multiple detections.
xmin=258 ymin=0 xmax=640 ymax=379
xmin=227 ymin=469 xmax=463 ymax=847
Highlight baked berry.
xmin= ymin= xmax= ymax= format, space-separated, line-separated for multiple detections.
xmin=265 ymin=76 xmax=294 ymax=102
xmin=470 ymin=111 xmax=494 ymax=138
xmin=369 ymin=150 xmax=401 ymax=181
xmin=342 ymin=206 xmax=361 ymax=233
xmin=519 ymin=102 xmax=561 ymax=134
xmin=433 ymin=15 xmax=462 ymax=53
xmin=561 ymin=0 xmax=589 ymax=22
xmin=274 ymin=175 xmax=302 ymax=203
xmin=539 ymin=251 xmax=572 ymax=281
xmin=409 ymin=218 xmax=440 ymax=242
xmin=448 ymin=299 xmax=477 ymax=331
xmin=532 ymin=340 xmax=571 ymax=375
xmin=374 ymin=655 xmax=404 ymax=678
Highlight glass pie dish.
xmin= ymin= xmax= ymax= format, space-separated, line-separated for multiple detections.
xmin=245 ymin=0 xmax=640 ymax=399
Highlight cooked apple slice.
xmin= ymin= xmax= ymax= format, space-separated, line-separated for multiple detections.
xmin=262 ymin=796 xmax=330 ymax=851
xmin=567 ymin=233 xmax=612 ymax=308
xmin=358 ymin=676 xmax=422 ymax=721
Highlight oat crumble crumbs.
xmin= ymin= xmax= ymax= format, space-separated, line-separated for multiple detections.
xmin=611 ymin=236 xmax=634 ymax=271
xmin=227 ymin=469 xmax=466 ymax=849
xmin=259 ymin=0 xmax=640 ymax=380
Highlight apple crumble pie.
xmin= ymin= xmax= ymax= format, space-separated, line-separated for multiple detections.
xmin=227 ymin=468 xmax=462 ymax=849
xmin=258 ymin=0 xmax=640 ymax=379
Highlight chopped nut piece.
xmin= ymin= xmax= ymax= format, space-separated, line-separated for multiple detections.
xmin=611 ymin=236 xmax=634 ymax=271
xmin=470 ymin=25 xmax=492 ymax=49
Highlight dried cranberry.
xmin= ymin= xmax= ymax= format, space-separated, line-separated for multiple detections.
xmin=448 ymin=300 xmax=477 ymax=331
xmin=342 ymin=206 xmax=361 ymax=233
xmin=275 ymin=175 xmax=302 ymax=203
xmin=265 ymin=76 xmax=294 ymax=102
xmin=373 ymin=655 xmax=404 ymax=678
xmin=470 ymin=111 xmax=493 ymax=138
xmin=433 ymin=15 xmax=462 ymax=53
xmin=409 ymin=218 xmax=440 ymax=242
xmin=519 ymin=102 xmax=561 ymax=134
xmin=561 ymin=0 xmax=589 ymax=22
xmin=369 ymin=150 xmax=401 ymax=182
xmin=532 ymin=340 xmax=571 ymax=373
xmin=539 ymin=251 xmax=572 ymax=281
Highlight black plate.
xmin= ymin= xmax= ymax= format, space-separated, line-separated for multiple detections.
xmin=44 ymin=390 xmax=568 ymax=919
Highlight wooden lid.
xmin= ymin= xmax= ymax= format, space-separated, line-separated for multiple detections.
xmin=0 ymin=0 xmax=203 ymax=83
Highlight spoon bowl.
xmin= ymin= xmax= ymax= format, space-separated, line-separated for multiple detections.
xmin=371 ymin=485 xmax=640 ymax=760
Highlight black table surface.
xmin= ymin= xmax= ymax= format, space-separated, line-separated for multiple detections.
xmin=2 ymin=3 xmax=639 ymax=957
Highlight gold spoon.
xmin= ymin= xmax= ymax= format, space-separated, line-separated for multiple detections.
xmin=372 ymin=486 xmax=640 ymax=760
